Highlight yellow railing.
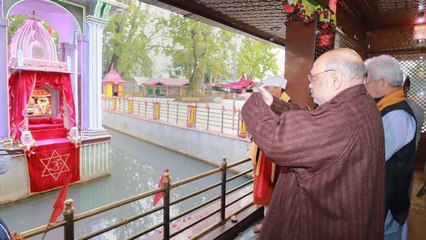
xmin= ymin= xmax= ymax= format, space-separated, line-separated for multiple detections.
xmin=18 ymin=157 xmax=253 ymax=239
xmin=102 ymin=97 xmax=248 ymax=137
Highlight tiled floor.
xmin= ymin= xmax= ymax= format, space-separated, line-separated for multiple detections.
xmin=408 ymin=162 xmax=426 ymax=239
xmin=234 ymin=220 xmax=262 ymax=240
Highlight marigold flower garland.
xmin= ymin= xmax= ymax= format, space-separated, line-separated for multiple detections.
xmin=282 ymin=0 xmax=336 ymax=32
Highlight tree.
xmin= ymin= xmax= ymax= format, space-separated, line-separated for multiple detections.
xmin=8 ymin=15 xmax=27 ymax=42
xmin=164 ymin=14 xmax=211 ymax=94
xmin=206 ymin=29 xmax=234 ymax=84
xmin=103 ymin=0 xmax=163 ymax=80
xmin=164 ymin=14 xmax=234 ymax=95
xmin=8 ymin=15 xmax=58 ymax=45
xmin=236 ymin=37 xmax=279 ymax=79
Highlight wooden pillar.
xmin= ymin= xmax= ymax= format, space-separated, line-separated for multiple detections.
xmin=284 ymin=19 xmax=317 ymax=109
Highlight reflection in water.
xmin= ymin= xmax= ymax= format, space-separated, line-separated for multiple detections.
xmin=0 ymin=128 xmax=247 ymax=239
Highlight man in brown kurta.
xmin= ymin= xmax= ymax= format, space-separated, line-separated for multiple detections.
xmin=241 ymin=48 xmax=385 ymax=239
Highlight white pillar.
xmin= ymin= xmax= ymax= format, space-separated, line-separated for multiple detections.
xmin=0 ymin=18 xmax=9 ymax=138
xmin=59 ymin=42 xmax=79 ymax=123
xmin=81 ymin=16 xmax=106 ymax=132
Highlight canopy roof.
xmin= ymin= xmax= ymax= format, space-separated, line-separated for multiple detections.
xmin=142 ymin=78 xmax=189 ymax=86
xmin=102 ymin=68 xmax=126 ymax=84
xmin=141 ymin=0 xmax=425 ymax=54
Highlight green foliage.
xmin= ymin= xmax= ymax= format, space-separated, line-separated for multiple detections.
xmin=206 ymin=29 xmax=235 ymax=83
xmin=8 ymin=15 xmax=59 ymax=45
xmin=164 ymin=14 xmax=234 ymax=95
xmin=103 ymin=0 xmax=162 ymax=80
xmin=8 ymin=15 xmax=27 ymax=43
xmin=237 ymin=37 xmax=279 ymax=79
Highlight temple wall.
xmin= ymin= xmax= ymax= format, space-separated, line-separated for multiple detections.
xmin=102 ymin=110 xmax=251 ymax=173
xmin=0 ymin=141 xmax=111 ymax=204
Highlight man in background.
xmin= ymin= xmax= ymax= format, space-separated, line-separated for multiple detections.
xmin=402 ymin=77 xmax=426 ymax=197
xmin=248 ymin=76 xmax=290 ymax=233
xmin=364 ymin=55 xmax=416 ymax=240
xmin=401 ymin=75 xmax=424 ymax=240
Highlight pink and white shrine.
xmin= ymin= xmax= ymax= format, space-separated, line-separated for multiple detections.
xmin=0 ymin=0 xmax=126 ymax=203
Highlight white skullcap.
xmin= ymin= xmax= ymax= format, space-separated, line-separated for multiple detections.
xmin=262 ymin=76 xmax=287 ymax=89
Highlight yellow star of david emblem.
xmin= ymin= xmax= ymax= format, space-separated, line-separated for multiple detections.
xmin=40 ymin=150 xmax=70 ymax=181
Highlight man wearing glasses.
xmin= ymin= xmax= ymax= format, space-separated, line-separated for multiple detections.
xmin=240 ymin=48 xmax=385 ymax=239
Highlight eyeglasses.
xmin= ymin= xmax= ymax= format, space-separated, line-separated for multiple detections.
xmin=308 ymin=69 xmax=335 ymax=82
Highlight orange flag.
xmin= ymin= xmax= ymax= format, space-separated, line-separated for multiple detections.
xmin=153 ymin=169 xmax=170 ymax=206
xmin=49 ymin=174 xmax=72 ymax=223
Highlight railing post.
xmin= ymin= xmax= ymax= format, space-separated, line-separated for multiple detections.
xmin=238 ymin=113 xmax=248 ymax=138
xmin=153 ymin=101 xmax=160 ymax=120
xmin=112 ymin=97 xmax=117 ymax=111
xmin=232 ymin=93 xmax=235 ymax=132
xmin=167 ymin=101 xmax=170 ymax=122
xmin=221 ymin=108 xmax=224 ymax=133
xmin=120 ymin=98 xmax=123 ymax=112
xmin=163 ymin=172 xmax=171 ymax=239
xmin=63 ymin=199 xmax=74 ymax=240
xmin=187 ymin=103 xmax=197 ymax=127
xmin=220 ymin=157 xmax=227 ymax=223
xmin=128 ymin=98 xmax=133 ymax=114
xmin=144 ymin=101 xmax=147 ymax=117
xmin=206 ymin=105 xmax=210 ymax=130
xmin=176 ymin=103 xmax=179 ymax=124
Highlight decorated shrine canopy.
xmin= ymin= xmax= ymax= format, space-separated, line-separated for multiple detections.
xmin=102 ymin=68 xmax=127 ymax=84
xmin=8 ymin=71 xmax=76 ymax=140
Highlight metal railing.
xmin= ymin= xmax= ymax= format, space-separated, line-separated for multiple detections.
xmin=102 ymin=97 xmax=248 ymax=138
xmin=18 ymin=157 xmax=253 ymax=239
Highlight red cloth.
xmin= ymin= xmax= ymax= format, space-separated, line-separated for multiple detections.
xmin=26 ymin=141 xmax=80 ymax=193
xmin=252 ymin=153 xmax=280 ymax=206
xmin=8 ymin=71 xmax=76 ymax=140
xmin=49 ymin=174 xmax=72 ymax=223
xmin=153 ymin=169 xmax=170 ymax=206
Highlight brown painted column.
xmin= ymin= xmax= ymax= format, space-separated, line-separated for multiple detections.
xmin=284 ymin=19 xmax=317 ymax=109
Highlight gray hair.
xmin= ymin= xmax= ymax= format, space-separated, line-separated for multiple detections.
xmin=364 ymin=55 xmax=404 ymax=87
xmin=325 ymin=57 xmax=366 ymax=82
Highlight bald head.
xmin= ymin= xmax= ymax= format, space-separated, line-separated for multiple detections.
xmin=309 ymin=48 xmax=366 ymax=105
xmin=318 ymin=48 xmax=366 ymax=84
